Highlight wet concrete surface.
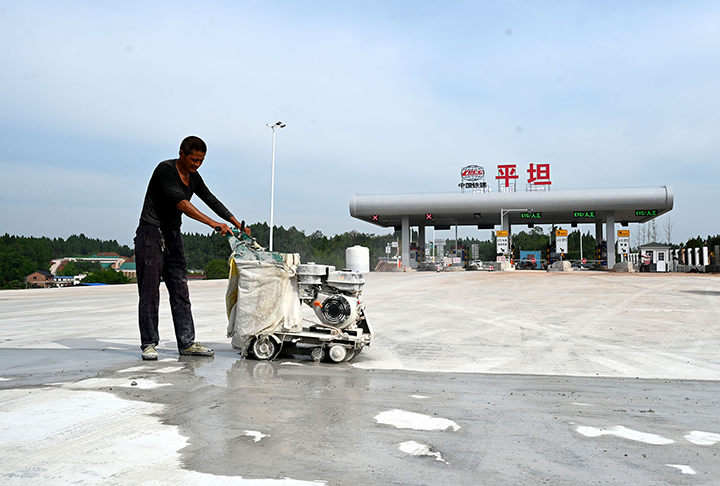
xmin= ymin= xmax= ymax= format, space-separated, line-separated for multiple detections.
xmin=4 ymin=349 xmax=720 ymax=485
xmin=2 ymin=272 xmax=720 ymax=484
xmin=163 ymin=359 xmax=720 ymax=485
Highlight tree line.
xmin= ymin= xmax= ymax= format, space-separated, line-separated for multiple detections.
xmin=0 ymin=233 xmax=132 ymax=289
xmin=3 ymin=226 xmax=720 ymax=289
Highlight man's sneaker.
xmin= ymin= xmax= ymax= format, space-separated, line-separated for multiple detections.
xmin=142 ymin=345 xmax=158 ymax=361
xmin=180 ymin=343 xmax=215 ymax=357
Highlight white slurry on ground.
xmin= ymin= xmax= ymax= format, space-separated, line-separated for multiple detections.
xmin=399 ymin=441 xmax=447 ymax=463
xmin=245 ymin=430 xmax=268 ymax=442
xmin=575 ymin=425 xmax=675 ymax=445
xmin=375 ymin=410 xmax=460 ymax=431
xmin=410 ymin=395 xmax=430 ymax=399
xmin=117 ymin=365 xmax=183 ymax=374
xmin=117 ymin=365 xmax=151 ymax=373
xmin=154 ymin=366 xmax=184 ymax=373
xmin=0 ymin=388 xmax=324 ymax=485
xmin=67 ymin=377 xmax=172 ymax=390
xmin=684 ymin=431 xmax=720 ymax=445
xmin=666 ymin=465 xmax=696 ymax=475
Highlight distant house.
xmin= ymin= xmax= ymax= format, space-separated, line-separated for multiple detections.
xmin=119 ymin=261 xmax=137 ymax=279
xmin=26 ymin=271 xmax=54 ymax=288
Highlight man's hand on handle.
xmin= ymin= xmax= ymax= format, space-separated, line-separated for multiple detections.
xmin=215 ymin=217 xmax=251 ymax=236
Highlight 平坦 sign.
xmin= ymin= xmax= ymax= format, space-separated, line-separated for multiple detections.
xmin=496 ymin=163 xmax=552 ymax=188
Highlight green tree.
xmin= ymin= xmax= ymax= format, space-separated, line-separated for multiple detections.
xmin=204 ymin=259 xmax=230 ymax=279
xmin=82 ymin=268 xmax=130 ymax=284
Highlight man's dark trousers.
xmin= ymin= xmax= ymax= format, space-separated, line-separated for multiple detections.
xmin=135 ymin=223 xmax=195 ymax=351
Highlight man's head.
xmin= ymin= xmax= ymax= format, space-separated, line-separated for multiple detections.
xmin=178 ymin=136 xmax=206 ymax=173
xmin=180 ymin=136 xmax=207 ymax=156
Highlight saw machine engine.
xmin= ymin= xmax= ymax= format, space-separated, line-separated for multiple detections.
xmin=294 ymin=263 xmax=372 ymax=361
xmin=297 ymin=264 xmax=366 ymax=329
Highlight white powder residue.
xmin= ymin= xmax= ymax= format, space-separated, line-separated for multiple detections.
xmin=666 ymin=464 xmax=696 ymax=475
xmin=572 ymin=402 xmax=594 ymax=407
xmin=375 ymin=410 xmax=460 ymax=432
xmin=411 ymin=395 xmax=430 ymax=399
xmin=0 ymin=377 xmax=12 ymax=381
xmin=245 ymin=430 xmax=268 ymax=442
xmin=399 ymin=441 xmax=447 ymax=463
xmin=68 ymin=378 xmax=171 ymax=390
xmin=118 ymin=365 xmax=182 ymax=374
xmin=279 ymin=362 xmax=303 ymax=366
xmin=179 ymin=471 xmax=326 ymax=485
xmin=154 ymin=366 xmax=184 ymax=374
xmin=118 ymin=366 xmax=151 ymax=373
xmin=685 ymin=431 xmax=720 ymax=446
xmin=576 ymin=425 xmax=674 ymax=445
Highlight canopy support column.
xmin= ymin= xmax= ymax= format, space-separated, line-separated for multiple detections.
xmin=402 ymin=215 xmax=410 ymax=269
xmin=606 ymin=212 xmax=615 ymax=269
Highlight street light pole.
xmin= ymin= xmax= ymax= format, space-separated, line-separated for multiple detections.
xmin=266 ymin=121 xmax=286 ymax=251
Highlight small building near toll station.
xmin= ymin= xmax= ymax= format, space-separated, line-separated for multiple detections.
xmin=637 ymin=242 xmax=672 ymax=272
xmin=519 ymin=250 xmax=541 ymax=269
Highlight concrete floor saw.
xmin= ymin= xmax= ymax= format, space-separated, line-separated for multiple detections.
xmin=224 ymin=230 xmax=373 ymax=363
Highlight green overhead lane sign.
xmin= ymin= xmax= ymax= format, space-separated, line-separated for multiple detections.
xmin=573 ymin=211 xmax=595 ymax=218
xmin=520 ymin=212 xmax=542 ymax=219
xmin=635 ymin=210 xmax=658 ymax=217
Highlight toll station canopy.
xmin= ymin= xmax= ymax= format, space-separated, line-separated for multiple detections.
xmin=348 ymin=186 xmax=674 ymax=269
xmin=350 ymin=186 xmax=673 ymax=229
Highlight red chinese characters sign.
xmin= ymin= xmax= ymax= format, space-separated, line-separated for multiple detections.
xmin=527 ymin=163 xmax=551 ymax=185
xmin=494 ymin=164 xmax=552 ymax=187
xmin=495 ymin=164 xmax=519 ymax=187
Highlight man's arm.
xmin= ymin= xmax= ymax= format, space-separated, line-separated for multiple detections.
xmin=176 ymin=200 xmax=249 ymax=235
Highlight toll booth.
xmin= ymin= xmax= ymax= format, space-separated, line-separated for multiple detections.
xmin=451 ymin=246 xmax=467 ymax=267
xmin=596 ymin=241 xmax=608 ymax=267
xmin=545 ymin=242 xmax=560 ymax=267
xmin=409 ymin=242 xmax=419 ymax=269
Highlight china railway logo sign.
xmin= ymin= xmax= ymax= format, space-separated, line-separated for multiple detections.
xmin=461 ymin=165 xmax=485 ymax=181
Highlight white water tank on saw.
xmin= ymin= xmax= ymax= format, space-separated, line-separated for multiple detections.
xmin=345 ymin=245 xmax=370 ymax=273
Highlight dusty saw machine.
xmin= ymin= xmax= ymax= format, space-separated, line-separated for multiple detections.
xmin=225 ymin=230 xmax=373 ymax=363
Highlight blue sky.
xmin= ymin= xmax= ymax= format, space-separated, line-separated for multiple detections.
xmin=1 ymin=0 xmax=718 ymax=246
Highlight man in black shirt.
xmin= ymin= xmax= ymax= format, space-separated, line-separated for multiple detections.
xmin=135 ymin=135 xmax=247 ymax=361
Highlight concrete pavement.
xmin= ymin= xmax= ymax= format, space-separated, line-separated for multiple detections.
xmin=1 ymin=271 xmax=719 ymax=485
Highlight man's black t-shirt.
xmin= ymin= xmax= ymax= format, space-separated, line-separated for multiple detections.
xmin=139 ymin=159 xmax=234 ymax=230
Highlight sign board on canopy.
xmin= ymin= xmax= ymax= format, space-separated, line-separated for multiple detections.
xmin=555 ymin=229 xmax=568 ymax=254
xmin=496 ymin=230 xmax=509 ymax=254
xmin=617 ymin=230 xmax=630 ymax=254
